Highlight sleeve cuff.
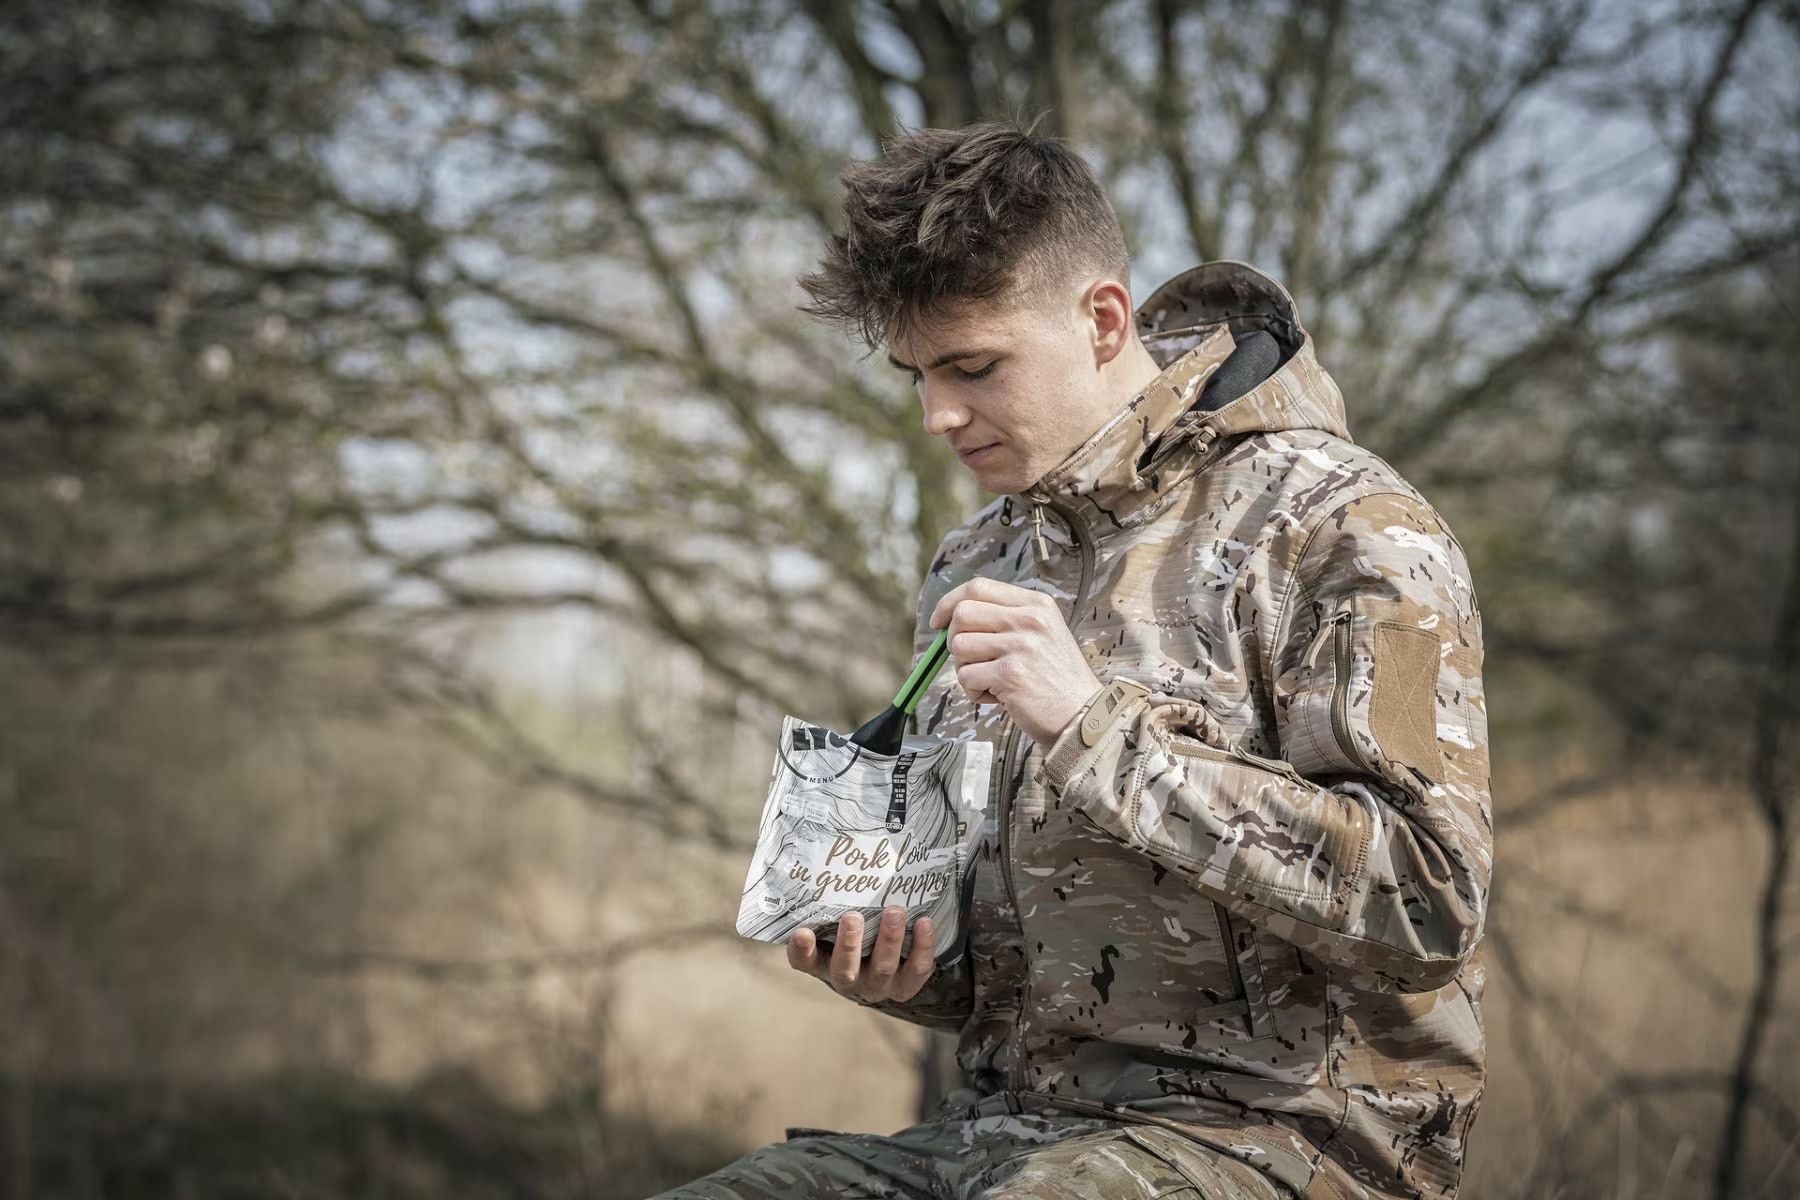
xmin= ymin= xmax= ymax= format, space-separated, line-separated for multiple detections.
xmin=1038 ymin=676 xmax=1151 ymax=793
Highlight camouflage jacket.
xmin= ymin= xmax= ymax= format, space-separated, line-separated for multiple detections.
xmin=860 ymin=263 xmax=1492 ymax=1200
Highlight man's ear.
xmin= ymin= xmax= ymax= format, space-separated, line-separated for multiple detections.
xmin=1083 ymin=276 xmax=1135 ymax=368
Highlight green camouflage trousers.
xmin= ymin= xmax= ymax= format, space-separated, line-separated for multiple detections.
xmin=649 ymin=1107 xmax=1292 ymax=1200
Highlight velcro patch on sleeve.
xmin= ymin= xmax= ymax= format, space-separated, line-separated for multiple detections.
xmin=1369 ymin=622 xmax=1443 ymax=779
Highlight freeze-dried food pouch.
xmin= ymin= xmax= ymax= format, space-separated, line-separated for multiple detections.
xmin=736 ymin=717 xmax=990 ymax=964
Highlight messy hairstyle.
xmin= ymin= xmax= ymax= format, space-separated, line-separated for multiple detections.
xmin=796 ymin=113 xmax=1132 ymax=357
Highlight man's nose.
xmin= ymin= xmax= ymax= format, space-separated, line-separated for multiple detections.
xmin=919 ymin=382 xmax=969 ymax=438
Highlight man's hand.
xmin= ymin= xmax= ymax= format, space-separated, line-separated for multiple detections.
xmin=787 ymin=905 xmax=936 ymax=1003
xmin=929 ymin=577 xmax=1103 ymax=746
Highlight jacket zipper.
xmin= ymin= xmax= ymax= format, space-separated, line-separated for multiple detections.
xmin=1140 ymin=422 xmax=1220 ymax=477
xmin=994 ymin=416 xmax=1243 ymax=1090
xmin=1328 ymin=610 xmax=1362 ymax=770
xmin=1030 ymin=502 xmax=1050 ymax=562
xmin=1213 ymin=902 xmax=1246 ymax=1000
xmin=1152 ymin=426 xmax=1224 ymax=474
xmin=998 ymin=492 xmax=1093 ymax=1093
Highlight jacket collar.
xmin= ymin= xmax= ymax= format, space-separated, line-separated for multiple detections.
xmin=1018 ymin=261 xmax=1352 ymax=539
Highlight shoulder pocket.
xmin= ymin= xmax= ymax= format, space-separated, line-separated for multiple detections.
xmin=1279 ymin=593 xmax=1447 ymax=784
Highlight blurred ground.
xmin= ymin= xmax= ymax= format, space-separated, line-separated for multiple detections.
xmin=4 ymin=650 xmax=1796 ymax=1198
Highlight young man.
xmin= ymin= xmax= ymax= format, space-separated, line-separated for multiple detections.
xmin=659 ymin=121 xmax=1491 ymax=1200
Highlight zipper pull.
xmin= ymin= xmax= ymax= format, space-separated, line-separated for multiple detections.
xmin=999 ymin=496 xmax=1015 ymax=526
xmin=1304 ymin=609 xmax=1351 ymax=670
xmin=1031 ymin=502 xmax=1050 ymax=562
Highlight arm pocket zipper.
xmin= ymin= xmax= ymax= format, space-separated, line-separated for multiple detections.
xmin=1328 ymin=610 xmax=1365 ymax=772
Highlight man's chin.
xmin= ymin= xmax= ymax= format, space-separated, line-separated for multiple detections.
xmin=958 ymin=447 xmax=1035 ymax=496
xmin=965 ymin=461 xmax=1021 ymax=495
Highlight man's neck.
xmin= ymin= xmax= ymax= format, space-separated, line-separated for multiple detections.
xmin=1016 ymin=335 xmax=1176 ymax=498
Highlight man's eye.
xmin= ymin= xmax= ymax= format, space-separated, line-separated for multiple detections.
xmin=907 ymin=362 xmax=997 ymax=385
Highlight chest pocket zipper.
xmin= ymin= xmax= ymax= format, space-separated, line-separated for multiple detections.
xmin=1163 ymin=739 xmax=1284 ymax=1042
xmin=1211 ymin=903 xmax=1278 ymax=1040
xmin=1157 ymin=903 xmax=1277 ymax=1041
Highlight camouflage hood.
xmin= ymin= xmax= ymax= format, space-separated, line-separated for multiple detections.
xmin=1015 ymin=261 xmax=1351 ymax=547
xmin=852 ymin=262 xmax=1493 ymax=1200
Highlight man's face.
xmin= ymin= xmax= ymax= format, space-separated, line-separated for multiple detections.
xmin=886 ymin=287 xmax=1119 ymax=496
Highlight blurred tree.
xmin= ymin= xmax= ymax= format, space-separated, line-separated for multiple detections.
xmin=1483 ymin=263 xmax=1800 ymax=1197
xmin=2 ymin=0 xmax=1796 ymax=1190
xmin=6 ymin=0 xmax=1793 ymax=823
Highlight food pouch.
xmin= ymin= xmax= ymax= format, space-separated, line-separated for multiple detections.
xmin=735 ymin=716 xmax=990 ymax=964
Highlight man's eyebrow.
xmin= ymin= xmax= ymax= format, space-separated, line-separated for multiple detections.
xmin=886 ymin=348 xmax=996 ymax=373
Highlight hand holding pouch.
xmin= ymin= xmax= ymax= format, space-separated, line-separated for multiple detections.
xmin=736 ymin=716 xmax=990 ymax=966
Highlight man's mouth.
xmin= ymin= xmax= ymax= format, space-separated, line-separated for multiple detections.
xmin=956 ymin=442 xmax=999 ymax=465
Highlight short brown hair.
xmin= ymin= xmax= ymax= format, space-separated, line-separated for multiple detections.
xmin=796 ymin=113 xmax=1132 ymax=356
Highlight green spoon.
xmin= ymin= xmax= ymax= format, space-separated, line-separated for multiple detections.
xmin=848 ymin=628 xmax=951 ymax=756
xmin=818 ymin=627 xmax=952 ymax=957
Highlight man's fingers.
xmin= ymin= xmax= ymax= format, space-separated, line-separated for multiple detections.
xmin=860 ymin=906 xmax=906 ymax=1000
xmin=955 ymin=659 xmax=1007 ymax=704
xmin=828 ymin=913 xmax=864 ymax=992
xmin=797 ymin=911 xmax=938 ymax=1003
xmin=947 ymin=627 xmax=1010 ymax=664
xmin=893 ymin=917 xmax=936 ymax=1001
xmin=947 ymin=599 xmax=1016 ymax=635
xmin=787 ymin=927 xmax=822 ymax=977
xmin=931 ymin=577 xmax=1035 ymax=630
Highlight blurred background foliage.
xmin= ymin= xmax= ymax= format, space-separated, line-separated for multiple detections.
xmin=1 ymin=1 xmax=1796 ymax=1196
